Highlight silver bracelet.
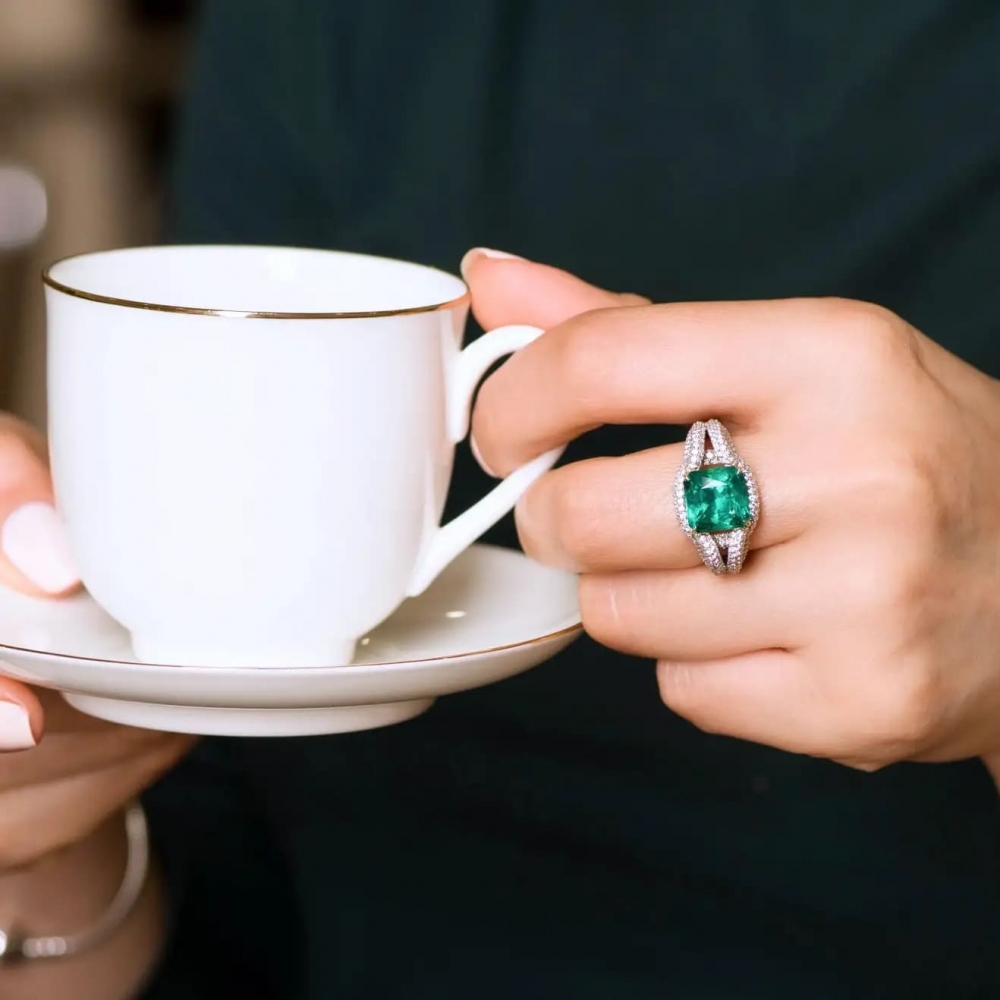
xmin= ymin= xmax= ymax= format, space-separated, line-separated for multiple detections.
xmin=0 ymin=801 xmax=150 ymax=964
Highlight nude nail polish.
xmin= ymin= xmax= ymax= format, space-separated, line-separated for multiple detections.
xmin=460 ymin=247 xmax=524 ymax=280
xmin=1 ymin=502 xmax=80 ymax=594
xmin=0 ymin=700 xmax=36 ymax=751
xmin=469 ymin=435 xmax=499 ymax=478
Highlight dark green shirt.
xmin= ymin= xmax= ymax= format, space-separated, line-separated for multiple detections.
xmin=142 ymin=2 xmax=1000 ymax=997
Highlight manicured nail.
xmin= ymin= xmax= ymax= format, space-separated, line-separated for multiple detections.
xmin=0 ymin=700 xmax=36 ymax=751
xmin=460 ymin=247 xmax=524 ymax=280
xmin=1 ymin=502 xmax=80 ymax=594
xmin=469 ymin=435 xmax=499 ymax=478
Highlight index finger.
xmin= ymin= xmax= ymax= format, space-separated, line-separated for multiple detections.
xmin=471 ymin=297 xmax=849 ymax=477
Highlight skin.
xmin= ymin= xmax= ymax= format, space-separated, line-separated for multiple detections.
xmin=1 ymin=246 xmax=997 ymax=995
xmin=0 ymin=416 xmax=191 ymax=1000
xmin=463 ymin=249 xmax=1000 ymax=783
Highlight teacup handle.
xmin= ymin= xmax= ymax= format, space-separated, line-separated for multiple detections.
xmin=405 ymin=324 xmax=564 ymax=597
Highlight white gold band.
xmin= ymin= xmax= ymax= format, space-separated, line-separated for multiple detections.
xmin=673 ymin=419 xmax=760 ymax=575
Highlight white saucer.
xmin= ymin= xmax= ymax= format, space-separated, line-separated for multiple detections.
xmin=0 ymin=545 xmax=581 ymax=737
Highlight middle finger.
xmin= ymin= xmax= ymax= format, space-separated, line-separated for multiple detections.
xmin=578 ymin=546 xmax=800 ymax=662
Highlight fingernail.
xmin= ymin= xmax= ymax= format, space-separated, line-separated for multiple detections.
xmin=1 ymin=502 xmax=80 ymax=594
xmin=460 ymin=247 xmax=524 ymax=280
xmin=469 ymin=435 xmax=499 ymax=478
xmin=0 ymin=700 xmax=36 ymax=751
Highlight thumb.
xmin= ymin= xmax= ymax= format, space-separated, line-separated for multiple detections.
xmin=0 ymin=674 xmax=43 ymax=750
xmin=0 ymin=415 xmax=79 ymax=596
xmin=459 ymin=247 xmax=649 ymax=332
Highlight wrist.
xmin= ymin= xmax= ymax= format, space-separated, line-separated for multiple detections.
xmin=0 ymin=811 xmax=128 ymax=939
xmin=0 ymin=807 xmax=168 ymax=1000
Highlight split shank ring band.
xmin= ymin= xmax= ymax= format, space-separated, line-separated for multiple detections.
xmin=673 ymin=419 xmax=760 ymax=574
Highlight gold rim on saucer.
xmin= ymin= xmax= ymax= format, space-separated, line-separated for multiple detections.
xmin=0 ymin=622 xmax=583 ymax=671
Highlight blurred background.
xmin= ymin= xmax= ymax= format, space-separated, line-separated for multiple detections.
xmin=0 ymin=0 xmax=196 ymax=428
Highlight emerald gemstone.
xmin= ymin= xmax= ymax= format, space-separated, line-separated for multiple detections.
xmin=684 ymin=465 xmax=751 ymax=533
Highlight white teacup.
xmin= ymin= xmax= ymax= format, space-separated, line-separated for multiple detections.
xmin=43 ymin=245 xmax=561 ymax=667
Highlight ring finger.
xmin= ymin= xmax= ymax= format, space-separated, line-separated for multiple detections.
xmin=515 ymin=435 xmax=805 ymax=573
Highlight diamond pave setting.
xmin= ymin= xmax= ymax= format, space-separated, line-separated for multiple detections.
xmin=673 ymin=419 xmax=760 ymax=574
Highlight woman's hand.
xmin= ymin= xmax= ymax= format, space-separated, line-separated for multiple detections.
xmin=0 ymin=414 xmax=192 ymax=866
xmin=463 ymin=249 xmax=1000 ymax=781
xmin=0 ymin=414 xmax=192 ymax=998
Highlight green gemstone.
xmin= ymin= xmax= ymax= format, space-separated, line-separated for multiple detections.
xmin=684 ymin=465 xmax=752 ymax=533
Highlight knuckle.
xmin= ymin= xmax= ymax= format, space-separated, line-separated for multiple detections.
xmin=880 ymin=456 xmax=940 ymax=541
xmin=881 ymin=667 xmax=943 ymax=749
xmin=850 ymin=545 xmax=929 ymax=624
xmin=854 ymin=661 xmax=944 ymax=759
xmin=849 ymin=466 xmax=940 ymax=575
xmin=843 ymin=555 xmax=901 ymax=622
xmin=840 ymin=300 xmax=919 ymax=372
xmin=553 ymin=312 xmax=616 ymax=418
xmin=867 ymin=443 xmax=919 ymax=494
xmin=578 ymin=575 xmax=628 ymax=649
xmin=801 ymin=298 xmax=913 ymax=374
xmin=548 ymin=470 xmax=609 ymax=567
xmin=846 ymin=483 xmax=938 ymax=618
xmin=656 ymin=659 xmax=703 ymax=716
xmin=656 ymin=661 xmax=726 ymax=735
